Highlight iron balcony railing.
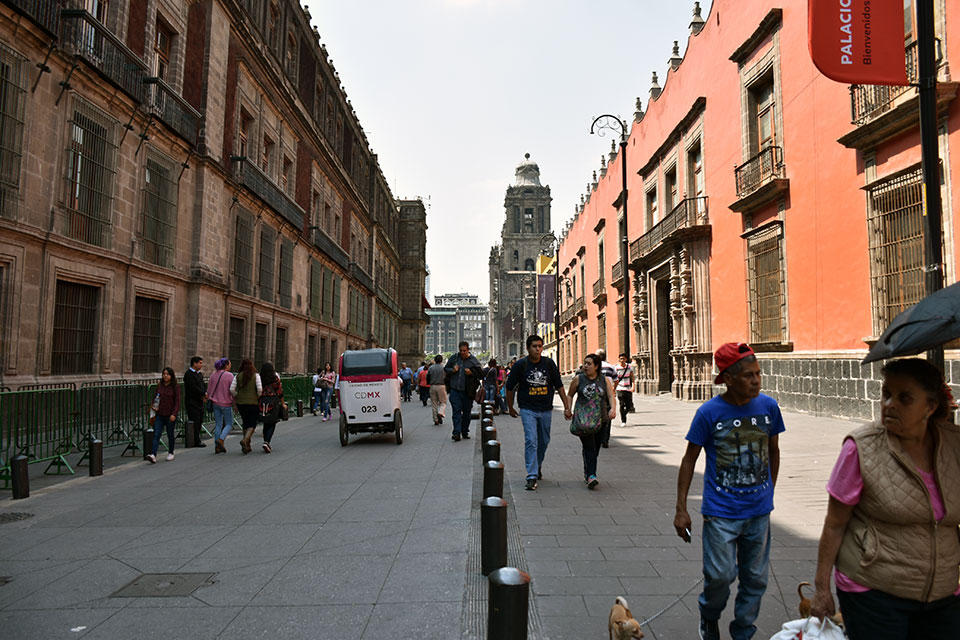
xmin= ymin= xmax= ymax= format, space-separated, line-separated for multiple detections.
xmin=349 ymin=262 xmax=374 ymax=292
xmin=734 ymin=146 xmax=784 ymax=198
xmin=60 ymin=9 xmax=147 ymax=104
xmin=236 ymin=158 xmax=305 ymax=229
xmin=592 ymin=278 xmax=605 ymax=299
xmin=574 ymin=295 xmax=586 ymax=316
xmin=144 ymin=77 xmax=201 ymax=147
xmin=560 ymin=305 xmax=573 ymax=325
xmin=311 ymin=226 xmax=350 ymax=270
xmin=629 ymin=196 xmax=710 ymax=261
xmin=5 ymin=0 xmax=62 ymax=36
xmin=850 ymin=42 xmax=922 ymax=125
xmin=611 ymin=261 xmax=624 ymax=286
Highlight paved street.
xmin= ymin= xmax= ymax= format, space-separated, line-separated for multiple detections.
xmin=0 ymin=394 xmax=855 ymax=639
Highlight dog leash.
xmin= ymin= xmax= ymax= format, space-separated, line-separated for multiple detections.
xmin=638 ymin=576 xmax=704 ymax=627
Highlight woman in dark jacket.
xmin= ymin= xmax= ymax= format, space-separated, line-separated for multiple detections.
xmin=147 ymin=367 xmax=180 ymax=463
xmin=258 ymin=361 xmax=285 ymax=453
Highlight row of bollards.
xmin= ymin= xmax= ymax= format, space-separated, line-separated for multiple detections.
xmin=478 ymin=400 xmax=531 ymax=640
xmin=10 ymin=436 xmax=104 ymax=500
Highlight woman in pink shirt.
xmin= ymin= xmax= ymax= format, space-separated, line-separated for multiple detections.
xmin=207 ymin=358 xmax=235 ymax=453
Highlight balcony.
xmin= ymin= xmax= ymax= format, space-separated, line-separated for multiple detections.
xmin=60 ymin=9 xmax=147 ymax=104
xmin=349 ymin=261 xmax=374 ymax=292
xmin=5 ymin=0 xmax=62 ymax=36
xmin=851 ymin=42 xmax=919 ymax=126
xmin=311 ymin=227 xmax=350 ymax=270
xmin=629 ymin=197 xmax=710 ymax=262
xmin=730 ymin=146 xmax=788 ymax=213
xmin=559 ymin=305 xmax=574 ymax=325
xmin=611 ymin=261 xmax=624 ymax=288
xmin=236 ymin=158 xmax=304 ymax=229
xmin=145 ymin=77 xmax=201 ymax=147
xmin=574 ymin=295 xmax=586 ymax=318
xmin=592 ymin=278 xmax=606 ymax=306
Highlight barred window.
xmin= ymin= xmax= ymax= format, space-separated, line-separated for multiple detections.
xmin=746 ymin=224 xmax=787 ymax=344
xmin=258 ymin=226 xmax=276 ymax=303
xmin=307 ymin=333 xmax=316 ymax=372
xmin=132 ymin=296 xmax=163 ymax=373
xmin=867 ymin=168 xmax=927 ymax=333
xmin=597 ymin=313 xmax=607 ymax=357
xmin=233 ymin=208 xmax=254 ymax=295
xmin=274 ymin=326 xmax=286 ymax=372
xmin=322 ymin=266 xmax=332 ymax=322
xmin=330 ymin=339 xmax=338 ymax=365
xmin=229 ymin=316 xmax=245 ymax=366
xmin=309 ymin=259 xmax=322 ymax=319
xmin=278 ymin=237 xmax=293 ymax=308
xmin=141 ymin=153 xmax=178 ymax=267
xmin=320 ymin=336 xmax=327 ymax=367
xmin=580 ymin=326 xmax=588 ymax=362
xmin=332 ymin=274 xmax=342 ymax=324
xmin=254 ymin=321 xmax=267 ymax=366
xmin=0 ymin=45 xmax=26 ymax=219
xmin=62 ymin=97 xmax=117 ymax=248
xmin=51 ymin=280 xmax=99 ymax=375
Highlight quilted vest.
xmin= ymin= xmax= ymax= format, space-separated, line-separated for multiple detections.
xmin=836 ymin=421 xmax=960 ymax=601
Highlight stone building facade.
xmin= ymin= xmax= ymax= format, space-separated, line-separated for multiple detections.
xmin=0 ymin=0 xmax=419 ymax=387
xmin=489 ymin=154 xmax=551 ymax=360
xmin=396 ymin=199 xmax=428 ymax=365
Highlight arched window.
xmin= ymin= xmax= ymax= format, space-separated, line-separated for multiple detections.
xmin=524 ymin=259 xmax=535 ymax=271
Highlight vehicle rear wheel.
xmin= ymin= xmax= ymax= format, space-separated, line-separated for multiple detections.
xmin=339 ymin=413 xmax=349 ymax=447
xmin=394 ymin=409 xmax=403 ymax=445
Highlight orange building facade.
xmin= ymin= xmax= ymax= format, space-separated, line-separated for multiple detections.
xmin=557 ymin=0 xmax=958 ymax=420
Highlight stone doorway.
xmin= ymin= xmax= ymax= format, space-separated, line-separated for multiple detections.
xmin=651 ymin=266 xmax=674 ymax=393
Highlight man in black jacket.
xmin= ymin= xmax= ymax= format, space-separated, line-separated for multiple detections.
xmin=444 ymin=341 xmax=482 ymax=441
xmin=183 ymin=356 xmax=207 ymax=447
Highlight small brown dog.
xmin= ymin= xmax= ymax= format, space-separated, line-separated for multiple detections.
xmin=798 ymin=582 xmax=844 ymax=628
xmin=608 ymin=596 xmax=644 ymax=640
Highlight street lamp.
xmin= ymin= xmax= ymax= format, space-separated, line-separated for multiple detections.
xmin=540 ymin=232 xmax=561 ymax=363
xmin=590 ymin=114 xmax=631 ymax=359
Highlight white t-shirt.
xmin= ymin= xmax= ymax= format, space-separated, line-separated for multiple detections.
xmin=614 ymin=363 xmax=633 ymax=391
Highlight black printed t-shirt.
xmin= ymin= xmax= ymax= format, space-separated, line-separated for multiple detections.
xmin=505 ymin=356 xmax=563 ymax=412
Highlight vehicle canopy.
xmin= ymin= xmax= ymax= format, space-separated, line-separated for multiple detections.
xmin=339 ymin=348 xmax=398 ymax=382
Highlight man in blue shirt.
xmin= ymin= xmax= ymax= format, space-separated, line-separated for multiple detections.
xmin=398 ymin=362 xmax=413 ymax=402
xmin=673 ymin=342 xmax=784 ymax=640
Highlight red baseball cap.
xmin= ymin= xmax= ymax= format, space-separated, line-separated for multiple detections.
xmin=714 ymin=342 xmax=756 ymax=384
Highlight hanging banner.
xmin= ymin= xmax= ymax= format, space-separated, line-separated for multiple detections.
xmin=808 ymin=0 xmax=908 ymax=85
xmin=537 ymin=275 xmax=555 ymax=324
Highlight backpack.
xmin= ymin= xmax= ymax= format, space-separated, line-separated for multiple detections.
xmin=569 ymin=374 xmax=609 ymax=436
xmin=259 ymin=381 xmax=282 ymax=423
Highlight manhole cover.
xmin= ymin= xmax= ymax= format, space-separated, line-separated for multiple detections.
xmin=0 ymin=512 xmax=34 ymax=524
xmin=111 ymin=573 xmax=216 ymax=598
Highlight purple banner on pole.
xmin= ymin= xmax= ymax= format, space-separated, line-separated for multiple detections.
xmin=537 ymin=275 xmax=555 ymax=324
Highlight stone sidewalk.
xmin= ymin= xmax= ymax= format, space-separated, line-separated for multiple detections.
xmin=0 ymin=394 xmax=858 ymax=639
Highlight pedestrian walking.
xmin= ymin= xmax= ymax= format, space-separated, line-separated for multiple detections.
xmin=417 ymin=361 xmax=430 ymax=406
xmin=399 ymin=362 xmax=414 ymax=402
xmin=207 ymin=358 xmax=235 ymax=454
xmin=483 ymin=359 xmax=499 ymax=406
xmin=311 ymin=366 xmax=323 ymax=416
xmin=809 ymin=358 xmax=960 ymax=639
xmin=505 ymin=334 xmax=571 ymax=490
xmin=566 ymin=353 xmax=615 ymax=489
xmin=147 ymin=367 xmax=180 ymax=463
xmin=495 ymin=364 xmax=508 ymax=414
xmin=318 ymin=362 xmax=336 ymax=421
xmin=595 ymin=349 xmax=617 ymax=448
xmin=673 ymin=342 xmax=784 ymax=640
xmin=444 ymin=341 xmax=482 ymax=441
xmin=614 ymin=352 xmax=635 ymax=427
xmin=231 ymin=358 xmax=262 ymax=454
xmin=183 ymin=356 xmax=208 ymax=447
xmin=258 ymin=361 xmax=285 ymax=453
xmin=427 ymin=354 xmax=447 ymax=425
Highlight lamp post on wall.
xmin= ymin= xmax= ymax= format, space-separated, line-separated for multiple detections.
xmin=590 ymin=115 xmax=631 ymax=359
xmin=540 ymin=232 xmax=561 ymax=364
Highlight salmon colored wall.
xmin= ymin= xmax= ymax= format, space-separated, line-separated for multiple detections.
xmin=558 ymin=0 xmax=956 ymax=357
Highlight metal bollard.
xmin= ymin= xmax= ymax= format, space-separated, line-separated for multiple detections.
xmin=483 ymin=405 xmax=494 ymax=417
xmin=89 ymin=439 xmax=103 ymax=477
xmin=487 ymin=567 xmax=531 ymax=640
xmin=143 ymin=428 xmax=154 ymax=460
xmin=184 ymin=421 xmax=196 ymax=448
xmin=483 ymin=460 xmax=504 ymax=499
xmin=481 ymin=496 xmax=508 ymax=575
xmin=482 ymin=440 xmax=501 ymax=464
xmin=11 ymin=455 xmax=29 ymax=499
xmin=296 ymin=399 xmax=304 ymax=418
xmin=481 ymin=416 xmax=493 ymax=428
xmin=483 ymin=425 xmax=497 ymax=442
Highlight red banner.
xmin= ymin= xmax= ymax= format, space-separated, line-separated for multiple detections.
xmin=808 ymin=0 xmax=908 ymax=85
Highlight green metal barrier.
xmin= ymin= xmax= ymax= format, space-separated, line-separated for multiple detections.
xmin=0 ymin=388 xmax=76 ymax=477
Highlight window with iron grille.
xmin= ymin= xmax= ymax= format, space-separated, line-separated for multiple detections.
xmin=254 ymin=321 xmax=267 ymax=365
xmin=278 ymin=236 xmax=293 ymax=308
xmin=746 ymin=224 xmax=787 ymax=343
xmin=258 ymin=226 xmax=276 ymax=303
xmin=234 ymin=208 xmax=254 ymax=295
xmin=322 ymin=266 xmax=332 ymax=322
xmin=309 ymin=259 xmax=322 ymax=319
xmin=229 ymin=316 xmax=245 ymax=366
xmin=274 ymin=326 xmax=286 ymax=372
xmin=132 ymin=296 xmax=163 ymax=373
xmin=332 ymin=274 xmax=342 ymax=324
xmin=580 ymin=326 xmax=588 ymax=362
xmin=141 ymin=152 xmax=178 ymax=267
xmin=51 ymin=280 xmax=99 ymax=375
xmin=320 ymin=336 xmax=327 ymax=366
xmin=0 ymin=45 xmax=26 ymax=220
xmin=330 ymin=338 xmax=337 ymax=365
xmin=598 ymin=313 xmax=607 ymax=357
xmin=62 ymin=96 xmax=118 ymax=248
xmin=307 ymin=333 xmax=316 ymax=372
xmin=867 ymin=168 xmax=927 ymax=334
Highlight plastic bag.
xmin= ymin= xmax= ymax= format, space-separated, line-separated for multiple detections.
xmin=769 ymin=617 xmax=845 ymax=640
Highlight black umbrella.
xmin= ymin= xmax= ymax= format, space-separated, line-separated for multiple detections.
xmin=863 ymin=281 xmax=960 ymax=364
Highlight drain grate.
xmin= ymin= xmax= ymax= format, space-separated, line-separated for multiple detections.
xmin=111 ymin=573 xmax=216 ymax=598
xmin=0 ymin=512 xmax=34 ymax=525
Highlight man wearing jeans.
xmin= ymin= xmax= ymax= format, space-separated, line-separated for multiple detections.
xmin=505 ymin=335 xmax=572 ymax=491
xmin=444 ymin=342 xmax=482 ymax=441
xmin=673 ymin=342 xmax=784 ymax=640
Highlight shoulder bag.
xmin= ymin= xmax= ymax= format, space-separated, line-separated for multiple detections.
xmin=569 ymin=374 xmax=608 ymax=436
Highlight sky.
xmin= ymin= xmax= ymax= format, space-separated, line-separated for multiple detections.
xmin=304 ymin=1 xmax=713 ymax=304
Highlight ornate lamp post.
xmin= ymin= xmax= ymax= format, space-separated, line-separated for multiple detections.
xmin=590 ymin=114 xmax=630 ymax=359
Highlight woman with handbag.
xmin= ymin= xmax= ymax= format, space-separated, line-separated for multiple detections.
xmin=318 ymin=362 xmax=336 ymax=421
xmin=230 ymin=358 xmax=261 ymax=454
xmin=566 ymin=353 xmax=616 ymax=489
xmin=258 ymin=361 xmax=285 ymax=453
xmin=147 ymin=367 xmax=180 ymax=463
xmin=207 ymin=358 xmax=235 ymax=453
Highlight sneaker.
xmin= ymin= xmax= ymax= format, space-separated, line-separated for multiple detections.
xmin=620 ymin=421 xmax=627 ymax=428
xmin=587 ymin=475 xmax=599 ymax=489
xmin=462 ymin=433 xmax=470 ymax=439
xmin=262 ymin=442 xmax=272 ymax=453
xmin=699 ymin=618 xmax=720 ymax=640
xmin=165 ymin=453 xmax=175 ymax=461
xmin=452 ymin=434 xmax=461 ymax=442
xmin=525 ymin=478 xmax=538 ymax=491
xmin=146 ymin=454 xmax=156 ymax=464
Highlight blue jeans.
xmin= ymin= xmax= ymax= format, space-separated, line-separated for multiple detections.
xmin=484 ymin=383 xmax=497 ymax=403
xmin=401 ymin=379 xmax=412 ymax=400
xmin=319 ymin=388 xmax=332 ymax=418
xmin=151 ymin=415 xmax=175 ymax=455
xmin=449 ymin=389 xmax=473 ymax=436
xmin=212 ymin=404 xmax=233 ymax=441
xmin=519 ymin=408 xmax=552 ymax=480
xmin=311 ymin=390 xmax=321 ymax=413
xmin=699 ymin=514 xmax=771 ymax=640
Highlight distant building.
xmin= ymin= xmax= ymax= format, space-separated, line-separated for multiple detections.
xmin=426 ymin=293 xmax=489 ymax=355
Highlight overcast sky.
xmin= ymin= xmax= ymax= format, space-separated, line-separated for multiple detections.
xmin=304 ymin=1 xmax=712 ymax=304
